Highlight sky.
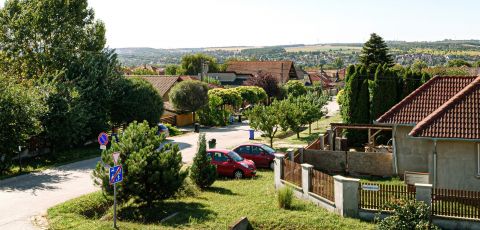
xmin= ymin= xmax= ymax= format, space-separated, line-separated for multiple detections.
xmin=1 ymin=0 xmax=479 ymax=48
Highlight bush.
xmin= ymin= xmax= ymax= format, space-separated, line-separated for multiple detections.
xmin=92 ymin=121 xmax=187 ymax=206
xmin=190 ymin=133 xmax=217 ymax=189
xmin=110 ymin=77 xmax=164 ymax=126
xmin=277 ymin=186 xmax=294 ymax=209
xmin=376 ymin=199 xmax=439 ymax=230
xmin=0 ymin=76 xmax=44 ymax=173
xmin=164 ymin=123 xmax=182 ymax=136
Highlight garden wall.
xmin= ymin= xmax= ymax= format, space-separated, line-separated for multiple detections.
xmin=303 ymin=149 xmax=393 ymax=177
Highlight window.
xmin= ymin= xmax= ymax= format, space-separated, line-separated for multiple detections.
xmin=213 ymin=152 xmax=228 ymax=162
xmin=251 ymin=146 xmax=263 ymax=155
xmin=235 ymin=146 xmax=251 ymax=154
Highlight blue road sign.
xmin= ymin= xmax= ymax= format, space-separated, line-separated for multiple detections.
xmin=109 ymin=165 xmax=123 ymax=184
xmin=98 ymin=132 xmax=109 ymax=146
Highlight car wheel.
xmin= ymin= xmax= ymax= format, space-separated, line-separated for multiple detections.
xmin=233 ymin=170 xmax=244 ymax=179
xmin=269 ymin=161 xmax=275 ymax=170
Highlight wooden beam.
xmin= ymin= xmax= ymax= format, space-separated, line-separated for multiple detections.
xmin=330 ymin=123 xmax=393 ymax=131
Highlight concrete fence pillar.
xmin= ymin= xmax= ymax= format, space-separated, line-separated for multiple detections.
xmin=301 ymin=163 xmax=314 ymax=197
xmin=287 ymin=148 xmax=294 ymax=161
xmin=333 ymin=175 xmax=360 ymax=218
xmin=327 ymin=128 xmax=334 ymax=150
xmin=415 ymin=183 xmax=433 ymax=207
xmin=335 ymin=137 xmax=343 ymax=151
xmin=274 ymin=154 xmax=285 ymax=189
xmin=318 ymin=134 xmax=325 ymax=150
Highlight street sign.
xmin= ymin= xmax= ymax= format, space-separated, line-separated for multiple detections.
xmin=112 ymin=152 xmax=120 ymax=165
xmin=362 ymin=184 xmax=380 ymax=191
xmin=109 ymin=165 xmax=123 ymax=185
xmin=98 ymin=132 xmax=109 ymax=149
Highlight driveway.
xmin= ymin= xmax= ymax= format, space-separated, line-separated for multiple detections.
xmin=0 ymin=122 xmax=259 ymax=230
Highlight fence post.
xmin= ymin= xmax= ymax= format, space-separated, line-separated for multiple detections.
xmin=327 ymin=128 xmax=334 ymax=150
xmin=333 ymin=175 xmax=360 ymax=218
xmin=415 ymin=183 xmax=433 ymax=207
xmin=301 ymin=163 xmax=313 ymax=197
xmin=274 ymin=154 xmax=285 ymax=189
xmin=319 ymin=134 xmax=325 ymax=150
xmin=287 ymin=148 xmax=294 ymax=161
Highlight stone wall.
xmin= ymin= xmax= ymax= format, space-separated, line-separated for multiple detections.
xmin=303 ymin=149 xmax=393 ymax=177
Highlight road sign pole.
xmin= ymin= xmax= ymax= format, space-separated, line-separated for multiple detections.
xmin=113 ymin=180 xmax=117 ymax=228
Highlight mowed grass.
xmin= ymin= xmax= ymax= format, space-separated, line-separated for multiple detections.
xmin=0 ymin=145 xmax=99 ymax=180
xmin=253 ymin=114 xmax=343 ymax=148
xmin=47 ymin=170 xmax=374 ymax=230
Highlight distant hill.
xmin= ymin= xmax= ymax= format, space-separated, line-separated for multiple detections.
xmin=115 ymin=40 xmax=480 ymax=67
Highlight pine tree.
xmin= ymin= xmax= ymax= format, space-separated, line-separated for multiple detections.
xmin=359 ymin=33 xmax=394 ymax=68
xmin=190 ymin=133 xmax=217 ymax=189
xmin=402 ymin=69 xmax=422 ymax=98
xmin=371 ymin=64 xmax=398 ymax=120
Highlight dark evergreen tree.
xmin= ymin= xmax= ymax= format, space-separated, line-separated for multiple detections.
xmin=190 ymin=133 xmax=217 ymax=189
xmin=359 ymin=33 xmax=394 ymax=69
xmin=371 ymin=64 xmax=398 ymax=121
xmin=402 ymin=70 xmax=421 ymax=98
xmin=421 ymin=72 xmax=431 ymax=84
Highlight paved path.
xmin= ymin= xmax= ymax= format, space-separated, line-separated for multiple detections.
xmin=0 ymin=123 xmax=259 ymax=230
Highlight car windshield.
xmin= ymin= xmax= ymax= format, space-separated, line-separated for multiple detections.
xmin=261 ymin=144 xmax=276 ymax=154
xmin=228 ymin=151 xmax=244 ymax=162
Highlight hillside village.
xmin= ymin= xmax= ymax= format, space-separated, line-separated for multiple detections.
xmin=0 ymin=1 xmax=480 ymax=230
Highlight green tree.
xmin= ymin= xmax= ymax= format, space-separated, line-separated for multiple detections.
xmin=296 ymin=92 xmax=328 ymax=134
xmin=169 ymin=80 xmax=209 ymax=123
xmin=412 ymin=59 xmax=428 ymax=71
xmin=190 ymin=133 xmax=217 ymax=189
xmin=110 ymin=78 xmax=164 ymax=126
xmin=197 ymin=93 xmax=227 ymax=126
xmin=370 ymin=65 xmax=398 ymax=121
xmin=165 ymin=64 xmax=180 ymax=75
xmin=420 ymin=72 xmax=431 ymax=84
xmin=234 ymin=86 xmax=267 ymax=105
xmin=402 ymin=69 xmax=421 ymax=98
xmin=247 ymin=103 xmax=282 ymax=147
xmin=0 ymin=76 xmax=44 ymax=173
xmin=92 ymin=121 xmax=187 ymax=206
xmin=474 ymin=61 xmax=480 ymax=68
xmin=447 ymin=59 xmax=472 ymax=67
xmin=131 ymin=68 xmax=157 ymax=75
xmin=0 ymin=0 xmax=121 ymax=147
xmin=277 ymin=99 xmax=304 ymax=139
xmin=180 ymin=54 xmax=219 ymax=75
xmin=284 ymin=80 xmax=307 ymax=97
xmin=333 ymin=57 xmax=344 ymax=70
xmin=359 ymin=33 xmax=394 ymax=68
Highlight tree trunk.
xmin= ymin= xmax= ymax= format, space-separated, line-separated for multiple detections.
xmin=296 ymin=131 xmax=300 ymax=139
xmin=270 ymin=137 xmax=274 ymax=148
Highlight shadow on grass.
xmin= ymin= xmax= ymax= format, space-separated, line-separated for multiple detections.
xmin=205 ymin=186 xmax=236 ymax=195
xmin=118 ymin=201 xmax=216 ymax=226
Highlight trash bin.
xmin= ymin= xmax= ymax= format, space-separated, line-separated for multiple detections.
xmin=208 ymin=138 xmax=216 ymax=148
xmin=249 ymin=129 xmax=254 ymax=140
xmin=194 ymin=123 xmax=200 ymax=133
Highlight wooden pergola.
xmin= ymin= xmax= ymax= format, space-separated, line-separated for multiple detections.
xmin=330 ymin=123 xmax=393 ymax=147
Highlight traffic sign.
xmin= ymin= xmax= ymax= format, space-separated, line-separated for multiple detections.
xmin=98 ymin=132 xmax=109 ymax=146
xmin=109 ymin=165 xmax=123 ymax=185
xmin=112 ymin=152 xmax=120 ymax=165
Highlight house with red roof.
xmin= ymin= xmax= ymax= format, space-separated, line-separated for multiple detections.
xmin=376 ymin=75 xmax=480 ymax=190
xmin=225 ymin=61 xmax=299 ymax=84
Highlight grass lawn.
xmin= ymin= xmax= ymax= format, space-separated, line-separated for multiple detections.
xmin=254 ymin=114 xmax=342 ymax=148
xmin=47 ymin=170 xmax=374 ymax=230
xmin=0 ymin=145 xmax=99 ymax=180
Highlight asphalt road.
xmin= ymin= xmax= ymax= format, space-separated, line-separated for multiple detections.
xmin=0 ymin=97 xmax=339 ymax=229
xmin=0 ymin=122 xmax=260 ymax=230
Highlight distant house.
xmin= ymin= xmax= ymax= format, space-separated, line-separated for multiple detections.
xmin=376 ymin=75 xmax=480 ymax=190
xmin=207 ymin=72 xmax=252 ymax=86
xmin=225 ymin=61 xmax=299 ymax=84
xmin=307 ymin=71 xmax=335 ymax=89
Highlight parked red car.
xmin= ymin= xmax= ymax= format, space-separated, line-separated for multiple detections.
xmin=207 ymin=149 xmax=256 ymax=179
xmin=233 ymin=143 xmax=280 ymax=169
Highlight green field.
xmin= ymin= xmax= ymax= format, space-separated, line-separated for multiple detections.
xmin=47 ymin=170 xmax=373 ymax=230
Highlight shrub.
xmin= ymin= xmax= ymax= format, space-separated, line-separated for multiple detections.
xmin=0 ymin=76 xmax=44 ymax=173
xmin=277 ymin=186 xmax=294 ymax=209
xmin=110 ymin=77 xmax=164 ymax=126
xmin=165 ymin=123 xmax=182 ymax=136
xmin=376 ymin=199 xmax=439 ymax=230
xmin=169 ymin=80 xmax=209 ymax=123
xmin=190 ymin=133 xmax=217 ymax=189
xmin=283 ymin=80 xmax=307 ymax=97
xmin=92 ymin=121 xmax=187 ymax=206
